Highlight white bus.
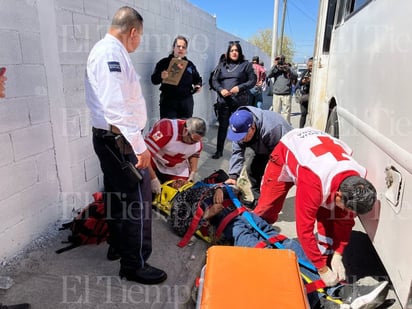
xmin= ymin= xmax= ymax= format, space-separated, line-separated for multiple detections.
xmin=308 ymin=0 xmax=412 ymax=307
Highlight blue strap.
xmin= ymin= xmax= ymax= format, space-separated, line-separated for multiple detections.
xmin=224 ymin=184 xmax=317 ymax=272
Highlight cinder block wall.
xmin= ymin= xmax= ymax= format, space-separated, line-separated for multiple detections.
xmin=0 ymin=0 xmax=269 ymax=261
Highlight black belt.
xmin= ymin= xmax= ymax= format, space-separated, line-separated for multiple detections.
xmin=92 ymin=127 xmax=121 ymax=137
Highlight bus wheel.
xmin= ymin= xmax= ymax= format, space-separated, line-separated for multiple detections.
xmin=326 ymin=107 xmax=339 ymax=138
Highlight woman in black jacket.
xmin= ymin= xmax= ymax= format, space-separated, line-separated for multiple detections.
xmin=211 ymin=41 xmax=256 ymax=159
xmin=151 ymin=35 xmax=202 ymax=119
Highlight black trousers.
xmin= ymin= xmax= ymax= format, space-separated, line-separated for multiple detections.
xmin=92 ymin=129 xmax=152 ymax=270
xmin=159 ymin=94 xmax=194 ymax=119
xmin=246 ymin=153 xmax=269 ymax=201
xmin=299 ymin=94 xmax=309 ymax=128
xmin=216 ymin=102 xmax=241 ymax=153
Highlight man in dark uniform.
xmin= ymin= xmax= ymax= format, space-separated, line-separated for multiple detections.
xmin=85 ymin=6 xmax=166 ymax=284
xmin=225 ymin=107 xmax=292 ymax=206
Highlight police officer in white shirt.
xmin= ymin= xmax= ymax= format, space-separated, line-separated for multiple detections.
xmin=85 ymin=6 xmax=167 ymax=284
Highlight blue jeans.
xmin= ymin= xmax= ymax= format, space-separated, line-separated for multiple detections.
xmin=249 ymin=86 xmax=263 ymax=108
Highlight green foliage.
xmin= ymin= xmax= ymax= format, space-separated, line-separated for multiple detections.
xmin=249 ymin=28 xmax=295 ymax=64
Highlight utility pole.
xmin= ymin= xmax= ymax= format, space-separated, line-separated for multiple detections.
xmin=271 ymin=0 xmax=280 ymax=64
xmin=279 ymin=0 xmax=287 ymax=55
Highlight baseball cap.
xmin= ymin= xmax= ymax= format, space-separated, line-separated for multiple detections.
xmin=227 ymin=110 xmax=253 ymax=141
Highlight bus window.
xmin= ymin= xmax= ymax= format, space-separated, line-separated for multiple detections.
xmin=335 ymin=0 xmax=346 ymax=26
xmin=322 ymin=0 xmax=337 ymax=53
xmin=346 ymin=0 xmax=372 ymax=16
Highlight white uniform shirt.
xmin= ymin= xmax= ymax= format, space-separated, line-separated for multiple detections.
xmin=85 ymin=33 xmax=147 ymax=154
xmin=280 ymin=127 xmax=366 ymax=207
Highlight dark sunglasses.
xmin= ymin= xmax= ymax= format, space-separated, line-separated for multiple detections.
xmin=229 ymin=40 xmax=240 ymax=44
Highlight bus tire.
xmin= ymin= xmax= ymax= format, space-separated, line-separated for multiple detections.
xmin=326 ymin=107 xmax=339 ymax=138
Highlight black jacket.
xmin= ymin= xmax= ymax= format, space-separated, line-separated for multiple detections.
xmin=151 ymin=54 xmax=202 ymax=99
xmin=212 ymin=60 xmax=256 ymax=106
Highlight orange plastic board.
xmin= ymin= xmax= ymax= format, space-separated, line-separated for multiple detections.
xmin=198 ymin=246 xmax=309 ymax=309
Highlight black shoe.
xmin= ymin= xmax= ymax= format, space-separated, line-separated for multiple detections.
xmin=212 ymin=151 xmax=223 ymax=159
xmin=107 ymin=246 xmax=120 ymax=261
xmin=0 ymin=303 xmax=31 ymax=309
xmin=243 ymin=199 xmax=257 ymax=210
xmin=119 ymin=264 xmax=167 ymax=284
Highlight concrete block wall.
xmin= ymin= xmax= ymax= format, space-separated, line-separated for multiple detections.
xmin=0 ymin=0 xmax=269 ymax=261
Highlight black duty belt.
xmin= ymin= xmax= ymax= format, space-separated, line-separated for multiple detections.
xmin=92 ymin=125 xmax=121 ymax=137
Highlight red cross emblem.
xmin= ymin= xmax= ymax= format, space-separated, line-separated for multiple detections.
xmin=310 ymin=136 xmax=349 ymax=161
xmin=163 ymin=153 xmax=186 ymax=167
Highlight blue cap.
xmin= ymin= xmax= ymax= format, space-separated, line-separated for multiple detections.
xmin=227 ymin=110 xmax=253 ymax=141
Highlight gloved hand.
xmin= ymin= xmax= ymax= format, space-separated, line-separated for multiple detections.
xmin=151 ymin=177 xmax=162 ymax=194
xmin=319 ymin=266 xmax=339 ymax=287
xmin=331 ymin=252 xmax=346 ymax=281
xmin=188 ymin=171 xmax=196 ymax=182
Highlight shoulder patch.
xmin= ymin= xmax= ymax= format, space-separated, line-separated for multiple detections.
xmin=107 ymin=61 xmax=121 ymax=72
xmin=152 ymin=131 xmax=164 ymax=141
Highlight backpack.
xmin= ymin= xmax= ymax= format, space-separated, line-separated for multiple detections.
xmin=208 ymin=69 xmax=216 ymax=90
xmin=152 ymin=179 xmax=194 ymax=216
xmin=56 ymin=192 xmax=108 ymax=254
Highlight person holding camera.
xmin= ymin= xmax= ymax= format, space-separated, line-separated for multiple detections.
xmin=298 ymin=57 xmax=313 ymax=128
xmin=267 ymin=55 xmax=297 ymax=124
xmin=85 ymin=6 xmax=167 ymax=284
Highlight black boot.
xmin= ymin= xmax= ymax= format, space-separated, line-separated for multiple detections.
xmin=119 ymin=264 xmax=167 ymax=285
xmin=106 ymin=246 xmax=120 ymax=261
xmin=212 ymin=151 xmax=223 ymax=159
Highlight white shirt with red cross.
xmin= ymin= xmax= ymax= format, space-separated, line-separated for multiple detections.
xmin=280 ymin=127 xmax=366 ymax=207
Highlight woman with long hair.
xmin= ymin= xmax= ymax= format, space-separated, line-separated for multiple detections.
xmin=211 ymin=41 xmax=256 ymax=159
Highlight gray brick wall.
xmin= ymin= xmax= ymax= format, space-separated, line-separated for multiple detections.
xmin=0 ymin=0 xmax=269 ymax=261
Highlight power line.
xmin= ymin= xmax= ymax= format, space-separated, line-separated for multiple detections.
xmin=289 ymin=0 xmax=317 ymax=23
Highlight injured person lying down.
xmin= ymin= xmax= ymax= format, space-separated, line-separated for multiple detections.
xmin=167 ymin=183 xmax=389 ymax=309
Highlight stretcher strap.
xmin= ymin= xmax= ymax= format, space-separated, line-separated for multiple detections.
xmin=254 ymin=234 xmax=287 ymax=248
xmin=177 ymin=201 xmax=204 ymax=247
xmin=215 ymin=207 xmax=246 ymax=239
xmin=224 ymin=184 xmax=317 ymax=272
xmin=304 ymin=280 xmax=327 ymax=293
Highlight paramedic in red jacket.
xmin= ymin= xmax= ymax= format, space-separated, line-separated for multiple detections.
xmin=254 ymin=127 xmax=377 ymax=287
xmin=145 ymin=117 xmax=206 ymax=193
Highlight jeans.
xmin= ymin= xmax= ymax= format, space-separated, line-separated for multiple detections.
xmin=249 ymin=86 xmax=263 ymax=109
